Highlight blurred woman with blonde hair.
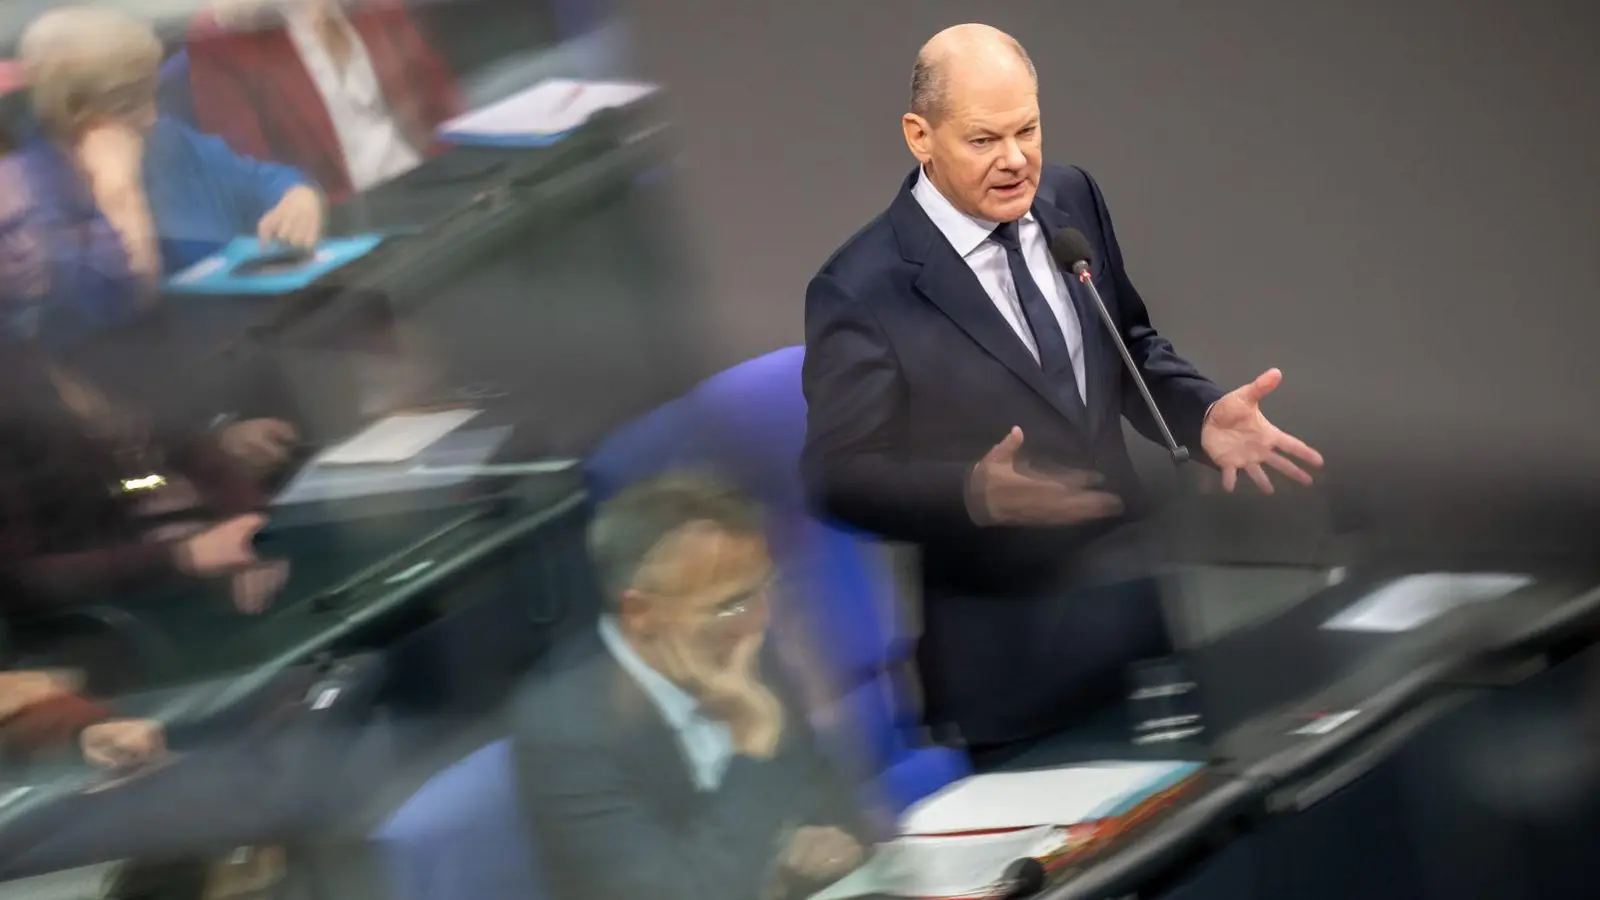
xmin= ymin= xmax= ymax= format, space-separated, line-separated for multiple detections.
xmin=8 ymin=6 xmax=325 ymax=348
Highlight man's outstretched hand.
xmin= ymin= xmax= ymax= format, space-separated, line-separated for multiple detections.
xmin=1200 ymin=368 xmax=1324 ymax=494
xmin=967 ymin=427 xmax=1123 ymax=526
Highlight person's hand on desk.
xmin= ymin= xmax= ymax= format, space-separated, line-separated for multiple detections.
xmin=173 ymin=514 xmax=290 ymax=613
xmin=0 ymin=670 xmax=81 ymax=720
xmin=219 ymin=418 xmax=299 ymax=476
xmin=1200 ymin=368 xmax=1324 ymax=494
xmin=966 ymin=428 xmax=1123 ymax=526
xmin=766 ymin=826 xmax=864 ymax=898
xmin=256 ymin=185 xmax=324 ymax=250
xmin=80 ymin=718 xmax=165 ymax=770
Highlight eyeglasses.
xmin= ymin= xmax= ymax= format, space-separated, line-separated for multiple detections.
xmin=641 ymin=577 xmax=776 ymax=622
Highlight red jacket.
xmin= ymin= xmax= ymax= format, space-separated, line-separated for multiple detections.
xmin=185 ymin=1 xmax=464 ymax=204
xmin=2 ymin=691 xmax=108 ymax=762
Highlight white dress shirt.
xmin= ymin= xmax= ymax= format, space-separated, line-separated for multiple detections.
xmin=285 ymin=8 xmax=424 ymax=193
xmin=597 ymin=617 xmax=734 ymax=792
xmin=912 ymin=169 xmax=1088 ymax=403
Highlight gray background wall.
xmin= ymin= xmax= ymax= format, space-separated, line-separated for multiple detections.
xmin=625 ymin=0 xmax=1600 ymax=554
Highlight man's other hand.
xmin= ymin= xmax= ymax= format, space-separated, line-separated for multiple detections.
xmin=81 ymin=719 xmax=166 ymax=769
xmin=780 ymin=826 xmax=864 ymax=882
xmin=175 ymin=513 xmax=266 ymax=577
xmin=257 ymin=185 xmax=324 ymax=249
xmin=967 ymin=427 xmax=1123 ymax=526
xmin=1200 ymin=368 xmax=1324 ymax=495
xmin=220 ymin=418 xmax=299 ymax=474
xmin=231 ymin=559 xmax=290 ymax=614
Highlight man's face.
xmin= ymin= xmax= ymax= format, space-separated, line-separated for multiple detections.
xmin=903 ymin=60 xmax=1042 ymax=223
xmin=619 ymin=522 xmax=773 ymax=695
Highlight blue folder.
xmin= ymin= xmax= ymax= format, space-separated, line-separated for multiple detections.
xmin=165 ymin=234 xmax=384 ymax=295
xmin=436 ymin=129 xmax=574 ymax=149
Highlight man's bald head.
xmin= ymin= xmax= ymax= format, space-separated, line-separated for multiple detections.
xmin=909 ymin=23 xmax=1037 ymax=124
xmin=901 ymin=23 xmax=1044 ymax=222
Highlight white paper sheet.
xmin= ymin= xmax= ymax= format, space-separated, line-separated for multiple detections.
xmin=273 ymin=424 xmax=510 ymax=505
xmin=1321 ymin=572 xmax=1533 ymax=633
xmin=899 ymin=761 xmax=1196 ymax=835
xmin=314 ymin=409 xmax=482 ymax=466
xmin=438 ymin=78 xmax=658 ymax=138
xmin=810 ymin=828 xmax=1061 ymax=900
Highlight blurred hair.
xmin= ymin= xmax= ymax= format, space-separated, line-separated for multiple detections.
xmin=588 ymin=473 xmax=764 ymax=611
xmin=909 ymin=33 xmax=1037 ymax=123
xmin=18 ymin=7 xmax=163 ymax=136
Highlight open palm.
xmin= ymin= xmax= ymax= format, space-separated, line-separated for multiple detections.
xmin=1200 ymin=368 xmax=1324 ymax=494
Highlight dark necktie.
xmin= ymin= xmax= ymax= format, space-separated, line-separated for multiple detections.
xmin=990 ymin=220 xmax=1082 ymax=405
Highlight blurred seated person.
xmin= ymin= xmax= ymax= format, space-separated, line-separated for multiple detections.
xmin=3 ymin=154 xmax=301 ymax=483
xmin=0 ymin=669 xmax=164 ymax=768
xmin=514 ymin=475 xmax=873 ymax=900
xmin=187 ymin=0 xmax=464 ymax=203
xmin=0 ymin=340 xmax=290 ymax=619
xmin=8 ymin=6 xmax=324 ymax=349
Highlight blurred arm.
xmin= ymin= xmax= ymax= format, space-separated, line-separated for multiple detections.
xmin=800 ymin=273 xmax=979 ymax=543
xmin=1078 ymin=168 xmax=1224 ymax=456
xmin=1 ymin=691 xmax=109 ymax=763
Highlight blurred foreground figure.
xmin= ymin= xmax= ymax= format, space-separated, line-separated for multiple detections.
xmin=513 ymin=475 xmax=871 ymax=900
xmin=0 ymin=669 xmax=164 ymax=767
xmin=9 ymin=6 xmax=324 ymax=348
xmin=801 ymin=24 xmax=1325 ymax=751
xmin=187 ymin=0 xmax=464 ymax=202
xmin=0 ymin=342 xmax=289 ymax=625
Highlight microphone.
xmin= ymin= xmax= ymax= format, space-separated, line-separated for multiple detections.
xmin=1049 ymin=228 xmax=1190 ymax=467
xmin=996 ymin=857 xmax=1046 ymax=899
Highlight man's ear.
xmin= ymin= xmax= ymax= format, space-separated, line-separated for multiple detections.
xmin=902 ymin=113 xmax=934 ymax=164
xmin=616 ymin=588 xmax=652 ymax=633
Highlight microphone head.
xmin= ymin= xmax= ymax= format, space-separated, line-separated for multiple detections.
xmin=1050 ymin=227 xmax=1095 ymax=274
xmin=999 ymin=858 xmax=1046 ymax=898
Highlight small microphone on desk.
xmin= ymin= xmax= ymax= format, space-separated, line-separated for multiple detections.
xmin=1049 ymin=228 xmax=1190 ymax=467
xmin=997 ymin=858 xmax=1046 ymax=899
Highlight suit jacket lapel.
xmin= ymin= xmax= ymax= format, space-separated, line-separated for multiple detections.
xmin=890 ymin=177 xmax=1088 ymax=431
xmin=602 ymin=652 xmax=702 ymax=805
xmin=1031 ymin=199 xmax=1112 ymax=439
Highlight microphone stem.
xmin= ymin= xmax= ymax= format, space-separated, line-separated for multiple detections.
xmin=1075 ymin=269 xmax=1190 ymax=467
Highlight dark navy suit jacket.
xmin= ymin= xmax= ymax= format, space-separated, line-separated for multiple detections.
xmin=800 ymin=164 xmax=1224 ymax=744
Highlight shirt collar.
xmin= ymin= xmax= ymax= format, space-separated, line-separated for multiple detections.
xmin=911 ymin=166 xmax=1035 ymax=258
xmin=597 ymin=616 xmax=701 ymax=731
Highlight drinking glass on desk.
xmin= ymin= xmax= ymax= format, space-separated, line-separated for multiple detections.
xmin=1128 ymin=657 xmax=1204 ymax=747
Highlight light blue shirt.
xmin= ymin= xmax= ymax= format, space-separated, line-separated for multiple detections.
xmin=912 ymin=168 xmax=1088 ymax=402
xmin=598 ymin=617 xmax=734 ymax=792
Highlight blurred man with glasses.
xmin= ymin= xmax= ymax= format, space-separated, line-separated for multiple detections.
xmin=513 ymin=474 xmax=873 ymax=900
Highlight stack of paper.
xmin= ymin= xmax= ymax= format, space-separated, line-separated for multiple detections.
xmin=901 ymin=761 xmax=1200 ymax=834
xmin=817 ymin=761 xmax=1199 ymax=899
xmin=437 ymin=78 xmax=659 ymax=146
xmin=315 ymin=410 xmax=483 ymax=466
xmin=1322 ymin=572 xmax=1534 ymax=633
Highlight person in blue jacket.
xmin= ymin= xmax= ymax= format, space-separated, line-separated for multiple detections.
xmin=2 ymin=6 xmax=325 ymax=349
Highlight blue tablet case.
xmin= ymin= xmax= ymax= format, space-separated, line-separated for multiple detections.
xmin=165 ymin=234 xmax=385 ymax=295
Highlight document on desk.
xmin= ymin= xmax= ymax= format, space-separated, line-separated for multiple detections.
xmin=1321 ymin=572 xmax=1534 ymax=633
xmin=315 ymin=410 xmax=482 ymax=466
xmin=900 ymin=760 xmax=1201 ymax=834
xmin=274 ymin=425 xmax=511 ymax=506
xmin=438 ymin=78 xmax=659 ymax=145
xmin=808 ymin=828 xmax=1060 ymax=900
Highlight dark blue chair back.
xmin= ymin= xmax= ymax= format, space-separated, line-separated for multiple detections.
xmin=584 ymin=347 xmax=969 ymax=811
